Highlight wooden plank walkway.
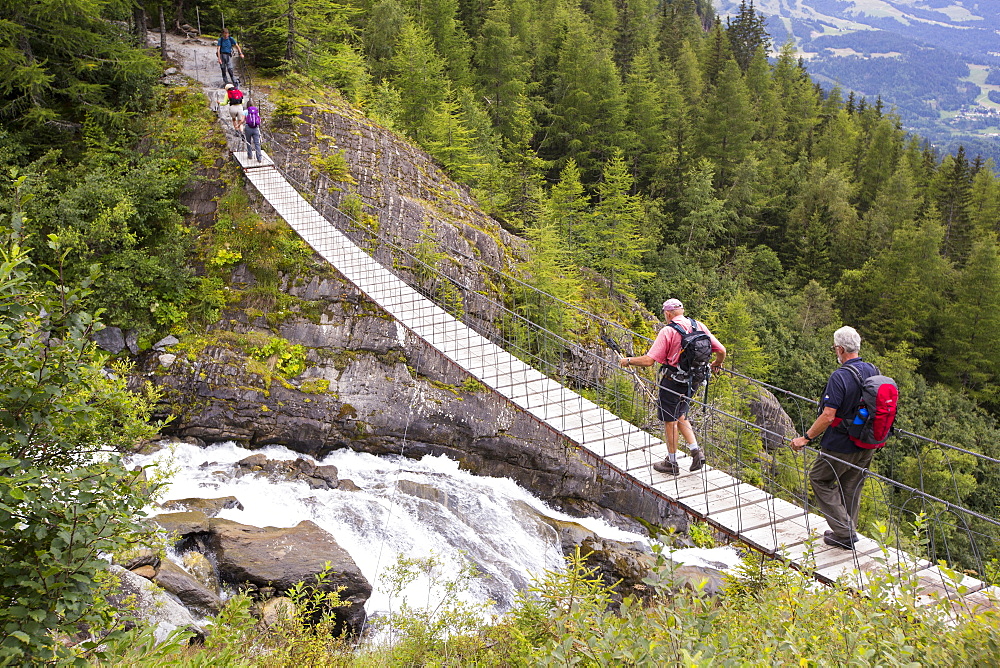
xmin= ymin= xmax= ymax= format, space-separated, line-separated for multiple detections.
xmin=231 ymin=150 xmax=997 ymax=612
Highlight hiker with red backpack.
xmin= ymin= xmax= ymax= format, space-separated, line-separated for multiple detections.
xmin=241 ymin=103 xmax=262 ymax=162
xmin=224 ymin=83 xmax=244 ymax=132
xmin=791 ymin=326 xmax=898 ymax=550
xmin=619 ymin=298 xmax=726 ymax=476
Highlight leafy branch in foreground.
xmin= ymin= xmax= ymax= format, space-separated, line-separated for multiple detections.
xmin=0 ymin=224 xmax=163 ymax=664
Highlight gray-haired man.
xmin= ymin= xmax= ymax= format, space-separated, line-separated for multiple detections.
xmin=791 ymin=326 xmax=879 ymax=549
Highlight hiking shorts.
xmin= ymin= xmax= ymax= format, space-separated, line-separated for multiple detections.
xmin=658 ymin=376 xmax=692 ymax=422
xmin=228 ymin=103 xmax=243 ymax=120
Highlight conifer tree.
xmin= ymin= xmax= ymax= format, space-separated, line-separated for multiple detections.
xmin=474 ymin=4 xmax=529 ymax=144
xmin=725 ymin=0 xmax=770 ymax=72
xmin=623 ymin=47 xmax=668 ymax=191
xmin=422 ymin=92 xmax=485 ymax=183
xmin=701 ymin=17 xmax=734 ymax=87
xmin=696 ymin=59 xmax=753 ymax=185
xmin=404 ymin=0 xmax=475 ymax=87
xmin=861 ymin=160 xmax=922 ymax=251
xmin=652 ymin=59 xmax=694 ymax=203
xmin=388 ymin=20 xmax=450 ymax=139
xmin=673 ymin=158 xmax=731 ymax=254
xmin=0 ymin=0 xmax=160 ymax=137
xmin=363 ymin=0 xmax=406 ymax=82
xmin=710 ymin=290 xmax=772 ymax=379
xmin=657 ymin=0 xmax=704 ymax=66
xmin=771 ymin=40 xmax=821 ymax=152
xmin=968 ymin=161 xmax=1000 ymax=236
xmin=937 ymin=238 xmax=1000 ymax=405
xmin=854 ymin=116 xmax=902 ymax=212
xmin=744 ymin=46 xmax=782 ymax=142
xmin=786 ymin=160 xmax=859 ymax=275
xmin=586 ymin=150 xmax=653 ymax=296
xmin=582 ymin=0 xmax=618 ymax=51
xmin=933 ymin=146 xmax=974 ymax=262
xmin=544 ymin=159 xmax=591 ymax=260
xmin=613 ymin=0 xmax=658 ymax=73
xmin=813 ymin=108 xmax=859 ymax=172
xmin=540 ymin=8 xmax=628 ymax=181
xmin=518 ymin=222 xmax=583 ymax=360
xmin=837 ymin=211 xmax=951 ymax=352
xmin=674 ymin=40 xmax=705 ymax=107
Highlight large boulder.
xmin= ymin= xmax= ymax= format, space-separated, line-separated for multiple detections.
xmin=105 ymin=565 xmax=206 ymax=644
xmin=153 ymin=559 xmax=223 ymax=616
xmin=748 ymin=385 xmax=796 ymax=452
xmin=152 ymin=510 xmax=212 ymax=540
xmin=206 ymin=518 xmax=370 ymax=635
xmin=161 ymin=496 xmax=245 ymax=517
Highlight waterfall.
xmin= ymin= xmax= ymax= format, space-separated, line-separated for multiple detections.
xmin=130 ymin=441 xmax=741 ymax=619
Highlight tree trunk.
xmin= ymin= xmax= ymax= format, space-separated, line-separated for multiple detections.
xmin=174 ymin=0 xmax=185 ymax=32
xmin=159 ymin=6 xmax=167 ymax=59
xmin=133 ymin=6 xmax=147 ymax=46
xmin=285 ymin=0 xmax=295 ymax=64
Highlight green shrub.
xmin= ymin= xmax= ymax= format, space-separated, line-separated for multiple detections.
xmin=250 ymin=337 xmax=307 ymax=378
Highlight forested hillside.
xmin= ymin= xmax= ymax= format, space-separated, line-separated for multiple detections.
xmin=5 ymin=0 xmax=1000 ymax=457
xmin=211 ymin=0 xmax=1000 ymax=414
xmin=715 ymin=0 xmax=1000 ymax=164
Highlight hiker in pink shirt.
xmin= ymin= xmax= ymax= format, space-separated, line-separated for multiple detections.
xmin=619 ymin=298 xmax=725 ymax=475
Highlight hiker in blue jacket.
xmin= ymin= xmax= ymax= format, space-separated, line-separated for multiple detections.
xmin=216 ymin=29 xmax=244 ymax=86
xmin=790 ymin=326 xmax=879 ymax=550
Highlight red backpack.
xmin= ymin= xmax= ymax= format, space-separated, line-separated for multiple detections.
xmin=833 ymin=364 xmax=899 ymax=449
xmin=227 ymin=88 xmax=244 ymax=104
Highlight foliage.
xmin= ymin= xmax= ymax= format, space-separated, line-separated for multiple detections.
xmin=507 ymin=541 xmax=1000 ymax=665
xmin=1 ymin=85 xmax=218 ymax=340
xmin=250 ymin=336 xmax=307 ymax=378
xmin=687 ymin=521 xmax=715 ymax=548
xmin=209 ymin=185 xmax=314 ymax=314
xmin=309 ymin=145 xmax=355 ymax=184
xmin=372 ymin=551 xmax=497 ymax=666
xmin=0 ymin=0 xmax=160 ymax=138
xmin=299 ymin=378 xmax=331 ymax=394
xmin=0 ymin=235 xmax=162 ymax=664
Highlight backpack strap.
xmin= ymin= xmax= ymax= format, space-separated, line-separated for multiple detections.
xmin=666 ymin=317 xmax=699 ymax=336
xmin=841 ymin=360 xmax=879 ymax=386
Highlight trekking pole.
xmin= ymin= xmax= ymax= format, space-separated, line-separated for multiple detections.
xmin=600 ymin=333 xmax=658 ymax=405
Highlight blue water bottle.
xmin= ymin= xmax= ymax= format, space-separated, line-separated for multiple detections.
xmin=853 ymin=407 xmax=869 ymax=425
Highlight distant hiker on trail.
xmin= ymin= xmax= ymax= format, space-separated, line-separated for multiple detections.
xmin=790 ymin=326 xmax=880 ymax=550
xmin=619 ymin=298 xmax=726 ymax=476
xmin=216 ymin=28 xmax=244 ymax=85
xmin=225 ymin=83 xmax=244 ymax=132
xmin=242 ymin=104 xmax=262 ymax=162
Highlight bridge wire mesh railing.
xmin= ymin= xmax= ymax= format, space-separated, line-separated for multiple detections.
xmin=226 ymin=81 xmax=1000 ymax=581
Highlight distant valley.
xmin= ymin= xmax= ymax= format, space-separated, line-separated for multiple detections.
xmin=716 ymin=0 xmax=1000 ymax=162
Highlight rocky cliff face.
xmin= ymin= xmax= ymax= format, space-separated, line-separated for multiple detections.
xmin=133 ymin=86 xmax=687 ymax=532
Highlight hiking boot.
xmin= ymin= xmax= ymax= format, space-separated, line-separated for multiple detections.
xmin=823 ymin=530 xmax=858 ymax=550
xmin=689 ymin=449 xmax=706 ymax=472
xmin=653 ymin=459 xmax=680 ymax=475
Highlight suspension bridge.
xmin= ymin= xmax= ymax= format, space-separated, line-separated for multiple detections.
xmin=172 ymin=35 xmax=1000 ymax=615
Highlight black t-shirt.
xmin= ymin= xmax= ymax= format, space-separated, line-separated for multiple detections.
xmin=819 ymin=357 xmax=878 ymax=454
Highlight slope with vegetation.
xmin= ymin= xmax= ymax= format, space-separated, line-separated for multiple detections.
xmin=3 ymin=0 xmax=1000 ymax=662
